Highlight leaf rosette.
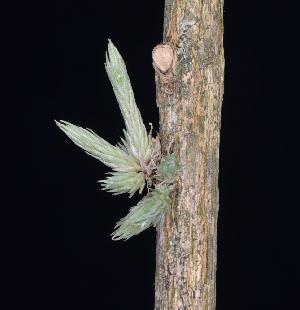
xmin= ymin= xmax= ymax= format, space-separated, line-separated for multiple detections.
xmin=56 ymin=40 xmax=179 ymax=240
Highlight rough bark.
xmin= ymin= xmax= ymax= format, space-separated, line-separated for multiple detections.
xmin=153 ymin=0 xmax=224 ymax=309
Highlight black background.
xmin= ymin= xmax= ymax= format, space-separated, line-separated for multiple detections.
xmin=3 ymin=0 xmax=300 ymax=309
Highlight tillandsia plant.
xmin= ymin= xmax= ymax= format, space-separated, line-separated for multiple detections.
xmin=55 ymin=40 xmax=180 ymax=240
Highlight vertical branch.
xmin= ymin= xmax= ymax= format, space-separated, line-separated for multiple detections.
xmin=153 ymin=0 xmax=224 ymax=309
xmin=163 ymin=0 xmax=174 ymax=40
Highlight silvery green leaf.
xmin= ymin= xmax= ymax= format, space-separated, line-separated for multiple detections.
xmin=111 ymin=185 xmax=172 ymax=241
xmin=55 ymin=120 xmax=140 ymax=172
xmin=105 ymin=40 xmax=152 ymax=163
xmin=156 ymin=153 xmax=180 ymax=182
xmin=99 ymin=171 xmax=145 ymax=198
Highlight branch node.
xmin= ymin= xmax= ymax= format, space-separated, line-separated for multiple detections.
xmin=152 ymin=44 xmax=177 ymax=95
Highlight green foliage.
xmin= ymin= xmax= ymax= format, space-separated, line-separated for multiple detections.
xmin=56 ymin=40 xmax=151 ymax=198
xmin=111 ymin=185 xmax=172 ymax=240
xmin=55 ymin=121 xmax=140 ymax=172
xmin=156 ymin=153 xmax=181 ymax=183
xmin=105 ymin=40 xmax=152 ymax=164
xmin=99 ymin=171 xmax=145 ymax=198
xmin=56 ymin=40 xmax=180 ymax=240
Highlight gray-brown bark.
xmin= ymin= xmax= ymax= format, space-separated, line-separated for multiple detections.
xmin=153 ymin=0 xmax=224 ymax=309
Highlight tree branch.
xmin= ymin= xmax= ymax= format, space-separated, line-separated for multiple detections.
xmin=154 ymin=0 xmax=224 ymax=309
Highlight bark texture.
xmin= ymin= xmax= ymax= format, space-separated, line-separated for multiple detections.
xmin=154 ymin=0 xmax=224 ymax=309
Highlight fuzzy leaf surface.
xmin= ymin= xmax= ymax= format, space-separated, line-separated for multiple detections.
xmin=105 ymin=40 xmax=152 ymax=163
xmin=156 ymin=153 xmax=180 ymax=182
xmin=99 ymin=171 xmax=145 ymax=198
xmin=55 ymin=120 xmax=140 ymax=173
xmin=111 ymin=185 xmax=172 ymax=240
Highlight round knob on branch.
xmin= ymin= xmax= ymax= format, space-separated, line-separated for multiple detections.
xmin=152 ymin=44 xmax=176 ymax=74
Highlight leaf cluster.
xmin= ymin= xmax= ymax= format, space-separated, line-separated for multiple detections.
xmin=56 ymin=41 xmax=180 ymax=240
